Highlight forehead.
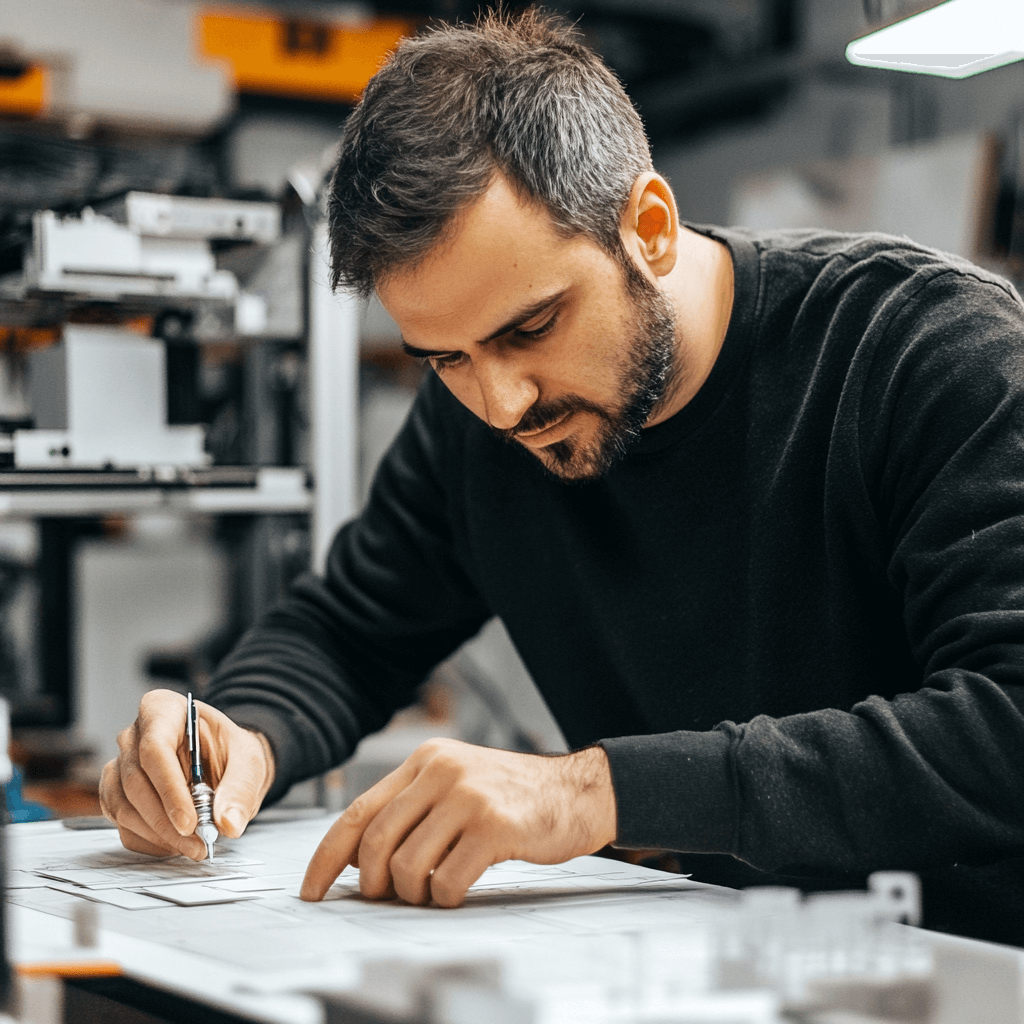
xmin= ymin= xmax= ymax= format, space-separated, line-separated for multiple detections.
xmin=376 ymin=175 xmax=609 ymax=346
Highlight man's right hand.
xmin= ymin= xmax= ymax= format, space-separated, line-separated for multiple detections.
xmin=99 ymin=689 xmax=275 ymax=860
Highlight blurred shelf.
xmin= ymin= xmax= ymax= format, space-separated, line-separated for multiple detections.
xmin=0 ymin=466 xmax=312 ymax=517
xmin=0 ymin=289 xmax=236 ymax=336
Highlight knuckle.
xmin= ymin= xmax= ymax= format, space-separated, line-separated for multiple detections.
xmin=139 ymin=688 xmax=168 ymax=713
xmin=427 ymin=750 xmax=463 ymax=780
xmin=119 ymin=757 xmax=144 ymax=795
xmin=115 ymin=725 xmax=137 ymax=754
xmin=136 ymin=734 xmax=164 ymax=771
xmin=359 ymin=825 xmax=388 ymax=862
xmin=389 ymin=846 xmax=418 ymax=879
xmin=430 ymin=874 xmax=464 ymax=908
xmin=453 ymin=781 xmax=487 ymax=814
xmin=343 ymin=795 xmax=372 ymax=831
xmin=417 ymin=737 xmax=458 ymax=763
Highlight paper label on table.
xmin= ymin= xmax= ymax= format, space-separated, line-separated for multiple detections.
xmin=44 ymin=883 xmax=168 ymax=911
xmin=206 ymin=874 xmax=299 ymax=893
xmin=136 ymin=884 xmax=262 ymax=907
xmin=34 ymin=857 xmax=261 ymax=890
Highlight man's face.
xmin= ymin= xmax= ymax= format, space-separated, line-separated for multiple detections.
xmin=377 ymin=174 xmax=685 ymax=482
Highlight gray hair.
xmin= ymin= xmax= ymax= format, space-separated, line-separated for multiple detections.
xmin=326 ymin=7 xmax=653 ymax=296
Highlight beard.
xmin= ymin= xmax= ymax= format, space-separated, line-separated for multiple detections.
xmin=494 ymin=254 xmax=683 ymax=482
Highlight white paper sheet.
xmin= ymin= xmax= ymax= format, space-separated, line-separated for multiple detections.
xmin=138 ymin=884 xmax=262 ymax=907
xmin=43 ymin=882 xmax=169 ymax=911
xmin=206 ymin=875 xmax=298 ymax=893
xmin=33 ymin=856 xmax=260 ymax=890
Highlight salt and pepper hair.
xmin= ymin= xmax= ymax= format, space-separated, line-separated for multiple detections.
xmin=326 ymin=6 xmax=654 ymax=297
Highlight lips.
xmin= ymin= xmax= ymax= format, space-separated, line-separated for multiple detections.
xmin=514 ymin=412 xmax=573 ymax=448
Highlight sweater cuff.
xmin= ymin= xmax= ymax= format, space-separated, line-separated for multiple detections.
xmin=599 ymin=728 xmax=737 ymax=854
xmin=209 ymin=701 xmax=303 ymax=807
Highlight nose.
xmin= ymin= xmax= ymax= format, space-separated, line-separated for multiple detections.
xmin=474 ymin=354 xmax=539 ymax=431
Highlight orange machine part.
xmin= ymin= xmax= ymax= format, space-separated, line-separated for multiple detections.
xmin=197 ymin=9 xmax=416 ymax=104
xmin=17 ymin=961 xmax=122 ymax=978
xmin=0 ymin=65 xmax=47 ymax=118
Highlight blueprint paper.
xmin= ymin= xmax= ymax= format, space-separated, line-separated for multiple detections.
xmin=8 ymin=815 xmax=740 ymax=993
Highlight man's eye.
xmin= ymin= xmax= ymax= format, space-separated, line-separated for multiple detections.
xmin=428 ymin=352 xmax=466 ymax=373
xmin=514 ymin=311 xmax=559 ymax=340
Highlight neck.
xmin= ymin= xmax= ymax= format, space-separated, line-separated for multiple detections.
xmin=648 ymin=228 xmax=734 ymax=427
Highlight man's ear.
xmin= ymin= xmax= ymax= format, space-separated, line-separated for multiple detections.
xmin=620 ymin=173 xmax=678 ymax=278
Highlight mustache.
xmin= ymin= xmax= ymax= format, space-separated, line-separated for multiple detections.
xmin=492 ymin=395 xmax=608 ymax=443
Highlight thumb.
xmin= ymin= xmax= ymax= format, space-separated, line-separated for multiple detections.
xmin=212 ymin=731 xmax=270 ymax=838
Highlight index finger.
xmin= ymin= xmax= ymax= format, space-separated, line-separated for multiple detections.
xmin=300 ymin=760 xmax=418 ymax=901
xmin=134 ymin=691 xmax=196 ymax=837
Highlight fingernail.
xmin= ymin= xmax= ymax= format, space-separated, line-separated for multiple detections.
xmin=222 ymin=807 xmax=246 ymax=837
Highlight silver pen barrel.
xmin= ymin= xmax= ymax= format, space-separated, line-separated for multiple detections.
xmin=186 ymin=693 xmax=219 ymax=860
xmin=190 ymin=781 xmax=218 ymax=862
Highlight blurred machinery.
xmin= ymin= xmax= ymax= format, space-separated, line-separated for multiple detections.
xmin=1 ymin=191 xmax=282 ymax=473
xmin=0 ymin=181 xmax=343 ymax=752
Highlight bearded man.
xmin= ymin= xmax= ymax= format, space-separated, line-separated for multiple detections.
xmin=100 ymin=8 xmax=1024 ymax=945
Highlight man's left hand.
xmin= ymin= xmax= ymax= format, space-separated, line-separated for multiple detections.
xmin=299 ymin=738 xmax=617 ymax=907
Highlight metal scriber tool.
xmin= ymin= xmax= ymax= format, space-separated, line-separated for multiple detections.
xmin=186 ymin=693 xmax=218 ymax=861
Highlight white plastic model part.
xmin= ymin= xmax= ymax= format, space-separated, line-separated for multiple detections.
xmin=29 ymin=210 xmax=238 ymax=300
xmin=119 ymin=193 xmax=281 ymax=244
xmin=14 ymin=326 xmax=209 ymax=470
xmin=847 ymin=0 xmax=1024 ymax=78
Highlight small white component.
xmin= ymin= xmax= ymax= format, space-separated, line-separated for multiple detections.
xmin=116 ymin=193 xmax=281 ymax=244
xmin=71 ymin=901 xmax=98 ymax=947
xmin=235 ymin=292 xmax=269 ymax=335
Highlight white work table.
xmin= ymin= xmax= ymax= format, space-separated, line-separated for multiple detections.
xmin=7 ymin=815 xmax=1024 ymax=1024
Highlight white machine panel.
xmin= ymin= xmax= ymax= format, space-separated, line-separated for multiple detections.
xmin=15 ymin=326 xmax=208 ymax=469
xmin=115 ymin=193 xmax=281 ymax=245
xmin=29 ymin=210 xmax=238 ymax=300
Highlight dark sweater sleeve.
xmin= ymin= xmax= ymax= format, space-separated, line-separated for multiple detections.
xmin=205 ymin=377 xmax=490 ymax=803
xmin=604 ymin=271 xmax=1024 ymax=876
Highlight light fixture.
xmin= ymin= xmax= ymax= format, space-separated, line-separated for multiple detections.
xmin=847 ymin=0 xmax=1024 ymax=78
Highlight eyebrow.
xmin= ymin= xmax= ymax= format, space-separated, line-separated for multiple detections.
xmin=400 ymin=289 xmax=568 ymax=359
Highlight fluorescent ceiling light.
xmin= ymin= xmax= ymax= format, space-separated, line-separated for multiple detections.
xmin=847 ymin=0 xmax=1024 ymax=78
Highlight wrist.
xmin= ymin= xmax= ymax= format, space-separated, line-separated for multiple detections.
xmin=566 ymin=745 xmax=617 ymax=852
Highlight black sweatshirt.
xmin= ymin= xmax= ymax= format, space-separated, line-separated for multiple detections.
xmin=207 ymin=227 xmax=1024 ymax=944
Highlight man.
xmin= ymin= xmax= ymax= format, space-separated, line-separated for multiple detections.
xmin=100 ymin=9 xmax=1024 ymax=944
